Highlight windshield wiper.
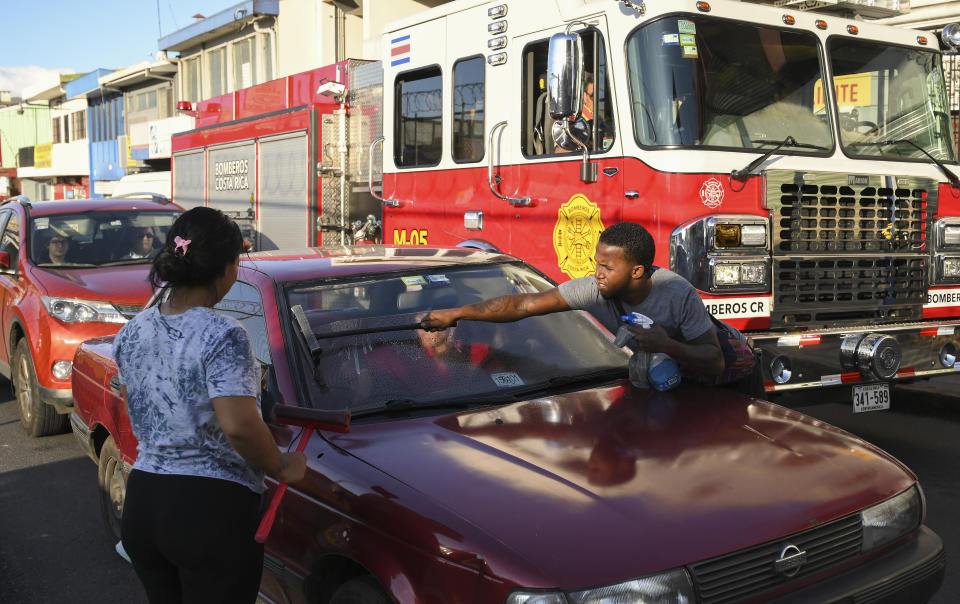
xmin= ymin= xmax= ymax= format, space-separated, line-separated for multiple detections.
xmin=290 ymin=304 xmax=325 ymax=386
xmin=352 ymin=398 xmax=474 ymax=418
xmin=857 ymin=139 xmax=960 ymax=189
xmin=36 ymin=262 xmax=97 ymax=268
xmin=99 ymin=258 xmax=153 ymax=266
xmin=731 ymin=136 xmax=828 ymax=183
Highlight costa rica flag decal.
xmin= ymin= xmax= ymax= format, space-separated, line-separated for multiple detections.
xmin=391 ymin=35 xmax=411 ymax=67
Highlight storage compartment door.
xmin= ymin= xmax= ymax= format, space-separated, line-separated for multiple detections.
xmin=172 ymin=150 xmax=205 ymax=208
xmin=258 ymin=133 xmax=308 ymax=250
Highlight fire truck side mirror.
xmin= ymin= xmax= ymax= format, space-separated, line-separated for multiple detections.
xmin=547 ymin=32 xmax=583 ymax=121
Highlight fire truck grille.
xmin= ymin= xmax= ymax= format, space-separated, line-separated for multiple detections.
xmin=688 ymin=514 xmax=863 ymax=604
xmin=766 ymin=172 xmax=936 ymax=327
xmin=774 ymin=183 xmax=927 ymax=253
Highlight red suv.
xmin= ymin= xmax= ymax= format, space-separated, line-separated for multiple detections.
xmin=0 ymin=195 xmax=181 ymax=436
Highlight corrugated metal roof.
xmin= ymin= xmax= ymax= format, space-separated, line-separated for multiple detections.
xmin=158 ymin=0 xmax=278 ymax=52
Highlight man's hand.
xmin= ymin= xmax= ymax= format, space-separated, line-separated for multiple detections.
xmin=421 ymin=308 xmax=460 ymax=331
xmin=627 ymin=323 xmax=671 ymax=353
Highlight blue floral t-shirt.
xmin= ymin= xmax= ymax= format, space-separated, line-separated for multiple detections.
xmin=113 ymin=305 xmax=264 ymax=493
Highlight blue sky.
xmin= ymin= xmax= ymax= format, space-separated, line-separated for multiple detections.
xmin=1 ymin=0 xmax=237 ymax=95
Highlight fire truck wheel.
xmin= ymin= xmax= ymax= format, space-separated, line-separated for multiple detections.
xmin=329 ymin=576 xmax=391 ymax=604
xmin=14 ymin=339 xmax=67 ymax=437
xmin=97 ymin=436 xmax=127 ymax=543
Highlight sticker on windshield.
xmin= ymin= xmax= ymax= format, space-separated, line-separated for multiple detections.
xmin=679 ymin=34 xmax=696 ymax=46
xmin=678 ymin=19 xmax=696 ymax=34
xmin=426 ymin=274 xmax=450 ymax=284
xmin=661 ymin=33 xmax=679 ymax=46
xmin=681 ymin=45 xmax=699 ymax=59
xmin=490 ymin=372 xmax=524 ymax=388
xmin=402 ymin=276 xmax=427 ymax=291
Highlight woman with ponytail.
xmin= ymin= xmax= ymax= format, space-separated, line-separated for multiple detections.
xmin=113 ymin=207 xmax=306 ymax=604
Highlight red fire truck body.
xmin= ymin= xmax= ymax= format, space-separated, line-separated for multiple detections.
xmin=172 ymin=0 xmax=960 ymax=404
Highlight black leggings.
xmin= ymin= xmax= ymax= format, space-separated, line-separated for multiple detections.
xmin=121 ymin=470 xmax=264 ymax=604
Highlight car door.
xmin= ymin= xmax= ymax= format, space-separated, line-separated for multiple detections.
xmin=509 ymin=18 xmax=625 ymax=283
xmin=0 ymin=209 xmax=20 ymax=376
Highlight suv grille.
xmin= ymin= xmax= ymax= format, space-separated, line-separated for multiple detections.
xmin=767 ymin=172 xmax=936 ymax=327
xmin=688 ymin=514 xmax=862 ymax=604
xmin=115 ymin=304 xmax=142 ymax=320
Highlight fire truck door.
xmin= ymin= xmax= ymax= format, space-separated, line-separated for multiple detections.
xmin=511 ymin=19 xmax=624 ymax=282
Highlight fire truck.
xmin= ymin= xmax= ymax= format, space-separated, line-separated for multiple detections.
xmin=172 ymin=0 xmax=960 ymax=407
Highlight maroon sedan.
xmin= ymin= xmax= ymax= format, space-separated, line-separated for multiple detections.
xmin=71 ymin=247 xmax=944 ymax=603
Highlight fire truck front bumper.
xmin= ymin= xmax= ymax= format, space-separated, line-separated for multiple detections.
xmin=750 ymin=321 xmax=960 ymax=393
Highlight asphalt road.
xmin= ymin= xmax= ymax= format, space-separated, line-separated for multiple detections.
xmin=0 ymin=385 xmax=146 ymax=604
xmin=0 ymin=376 xmax=957 ymax=603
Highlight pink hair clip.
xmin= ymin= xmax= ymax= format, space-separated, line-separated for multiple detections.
xmin=174 ymin=236 xmax=192 ymax=256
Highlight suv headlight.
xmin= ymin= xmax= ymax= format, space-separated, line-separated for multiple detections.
xmin=506 ymin=568 xmax=695 ymax=604
xmin=861 ymin=485 xmax=922 ymax=552
xmin=41 ymin=296 xmax=127 ymax=324
xmin=671 ymin=215 xmax=770 ymax=293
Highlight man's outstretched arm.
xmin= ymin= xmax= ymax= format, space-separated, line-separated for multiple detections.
xmin=422 ymin=288 xmax=571 ymax=330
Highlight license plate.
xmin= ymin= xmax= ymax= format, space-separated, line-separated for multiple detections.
xmin=852 ymin=383 xmax=891 ymax=413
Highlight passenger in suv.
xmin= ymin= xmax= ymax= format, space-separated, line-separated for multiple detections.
xmin=0 ymin=196 xmax=182 ymax=436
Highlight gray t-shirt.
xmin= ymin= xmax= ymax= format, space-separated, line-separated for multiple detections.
xmin=557 ymin=267 xmax=713 ymax=343
xmin=113 ymin=305 xmax=264 ymax=493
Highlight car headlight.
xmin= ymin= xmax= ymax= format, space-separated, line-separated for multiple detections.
xmin=506 ymin=568 xmax=696 ymax=604
xmin=862 ymin=486 xmax=922 ymax=552
xmin=41 ymin=296 xmax=127 ymax=324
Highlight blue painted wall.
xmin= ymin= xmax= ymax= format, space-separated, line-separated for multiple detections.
xmin=66 ymin=70 xmax=125 ymax=198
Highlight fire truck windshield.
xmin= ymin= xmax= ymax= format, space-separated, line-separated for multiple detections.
xmin=828 ymin=37 xmax=955 ymax=163
xmin=626 ymin=16 xmax=831 ymax=153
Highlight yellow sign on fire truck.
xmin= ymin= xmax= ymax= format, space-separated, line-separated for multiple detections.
xmin=814 ymin=73 xmax=873 ymax=109
xmin=553 ymin=194 xmax=605 ymax=279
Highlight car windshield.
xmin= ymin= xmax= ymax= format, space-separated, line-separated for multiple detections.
xmin=29 ymin=210 xmax=180 ymax=267
xmin=626 ymin=15 xmax=831 ymax=152
xmin=284 ymin=262 xmax=629 ymax=414
xmin=829 ymin=38 xmax=955 ymax=162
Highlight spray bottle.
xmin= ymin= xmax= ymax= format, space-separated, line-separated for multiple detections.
xmin=615 ymin=312 xmax=681 ymax=391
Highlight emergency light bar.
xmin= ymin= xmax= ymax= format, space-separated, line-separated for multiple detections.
xmin=742 ymin=0 xmax=910 ymax=19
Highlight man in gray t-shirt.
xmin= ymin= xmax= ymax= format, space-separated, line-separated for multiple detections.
xmin=423 ymin=222 xmax=724 ymax=381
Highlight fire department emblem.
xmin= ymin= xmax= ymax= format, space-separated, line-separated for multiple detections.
xmin=553 ymin=195 xmax=605 ymax=279
xmin=700 ymin=177 xmax=725 ymax=209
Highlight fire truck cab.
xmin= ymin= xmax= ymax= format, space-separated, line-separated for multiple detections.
xmin=174 ymin=0 xmax=960 ymax=405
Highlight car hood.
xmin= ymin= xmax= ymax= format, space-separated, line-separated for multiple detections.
xmin=327 ymin=383 xmax=914 ymax=589
xmin=29 ymin=264 xmax=154 ymax=306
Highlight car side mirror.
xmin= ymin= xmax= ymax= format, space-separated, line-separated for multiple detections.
xmin=0 ymin=251 xmax=11 ymax=270
xmin=547 ymin=31 xmax=583 ymax=122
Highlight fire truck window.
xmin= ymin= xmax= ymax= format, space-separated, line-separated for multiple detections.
xmin=522 ymin=30 xmax=614 ymax=157
xmin=626 ymin=16 xmax=829 ymax=152
xmin=453 ymin=56 xmax=485 ymax=163
xmin=395 ymin=66 xmax=443 ymax=168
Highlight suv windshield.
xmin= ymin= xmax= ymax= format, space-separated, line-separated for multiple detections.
xmin=284 ymin=263 xmax=628 ymax=413
xmin=626 ymin=15 xmax=831 ymax=152
xmin=829 ymin=38 xmax=955 ymax=162
xmin=29 ymin=210 xmax=180 ymax=267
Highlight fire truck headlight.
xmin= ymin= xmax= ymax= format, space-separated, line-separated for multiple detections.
xmin=741 ymin=262 xmax=767 ymax=284
xmin=714 ymin=263 xmax=741 ymax=286
xmin=944 ymin=225 xmax=960 ymax=246
xmin=715 ymin=224 xmax=741 ymax=247
xmin=740 ymin=224 xmax=767 ymax=246
xmin=942 ymin=257 xmax=960 ymax=279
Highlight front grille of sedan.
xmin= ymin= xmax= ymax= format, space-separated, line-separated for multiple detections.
xmin=766 ymin=171 xmax=935 ymax=327
xmin=688 ymin=513 xmax=862 ymax=604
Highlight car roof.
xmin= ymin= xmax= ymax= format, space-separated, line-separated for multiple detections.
xmin=240 ymin=246 xmax=519 ymax=282
xmin=7 ymin=198 xmax=182 ymax=216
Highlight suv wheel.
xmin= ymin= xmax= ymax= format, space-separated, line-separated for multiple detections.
xmin=97 ymin=436 xmax=127 ymax=543
xmin=329 ymin=576 xmax=391 ymax=604
xmin=14 ymin=339 xmax=68 ymax=436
